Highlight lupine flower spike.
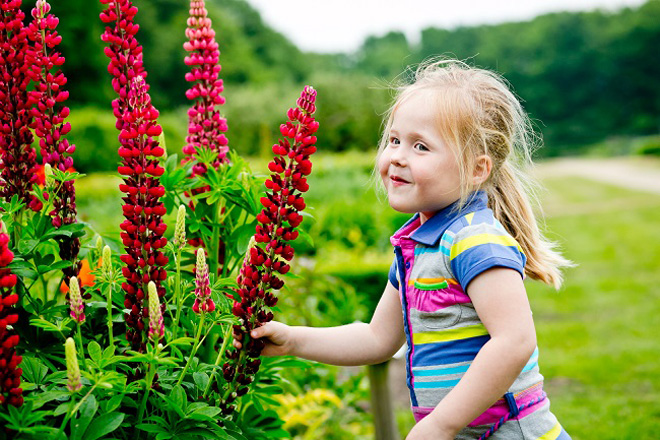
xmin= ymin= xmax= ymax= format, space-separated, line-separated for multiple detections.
xmin=68 ymin=276 xmax=85 ymax=323
xmin=182 ymin=0 xmax=229 ymax=176
xmin=26 ymin=0 xmax=82 ymax=284
xmin=173 ymin=205 xmax=187 ymax=250
xmin=0 ymin=0 xmax=41 ymax=211
xmin=102 ymin=245 xmax=112 ymax=279
xmin=65 ymin=338 xmax=81 ymax=393
xmin=0 ymin=229 xmax=22 ymax=407
xmin=220 ymin=86 xmax=318 ymax=413
xmin=193 ymin=248 xmax=214 ymax=313
xmin=100 ymin=0 xmax=169 ymax=352
xmin=147 ymin=281 xmax=164 ymax=343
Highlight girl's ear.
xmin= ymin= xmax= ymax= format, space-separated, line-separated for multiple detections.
xmin=472 ymin=155 xmax=493 ymax=185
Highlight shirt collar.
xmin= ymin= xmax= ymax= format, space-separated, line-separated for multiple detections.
xmin=391 ymin=191 xmax=489 ymax=247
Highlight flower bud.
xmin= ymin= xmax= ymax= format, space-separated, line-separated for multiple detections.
xmin=102 ymin=245 xmax=112 ymax=278
xmin=65 ymin=338 xmax=82 ymax=393
xmin=147 ymin=281 xmax=164 ymax=343
xmin=173 ymin=205 xmax=186 ymax=250
xmin=69 ymin=277 xmax=85 ymax=323
xmin=44 ymin=163 xmax=54 ymax=188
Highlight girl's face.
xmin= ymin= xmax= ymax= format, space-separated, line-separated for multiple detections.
xmin=378 ymin=91 xmax=463 ymax=223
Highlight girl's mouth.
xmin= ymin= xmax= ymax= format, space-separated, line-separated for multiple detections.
xmin=390 ymin=175 xmax=410 ymax=186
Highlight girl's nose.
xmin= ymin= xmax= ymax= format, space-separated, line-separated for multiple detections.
xmin=390 ymin=147 xmax=407 ymax=167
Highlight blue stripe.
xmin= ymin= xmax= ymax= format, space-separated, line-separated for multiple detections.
xmin=414 ymin=247 xmax=440 ymax=255
xmin=522 ymin=348 xmax=539 ymax=372
xmin=413 ymin=364 xmax=470 ymax=377
xmin=412 ymin=335 xmax=490 ymax=367
xmin=557 ymin=428 xmax=572 ymax=440
xmin=440 ymin=246 xmax=450 ymax=256
xmin=522 ymin=360 xmax=538 ymax=373
xmin=414 ymin=378 xmax=461 ymax=389
xmin=442 ymin=234 xmax=454 ymax=244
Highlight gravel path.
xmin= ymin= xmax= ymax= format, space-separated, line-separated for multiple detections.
xmin=534 ymin=156 xmax=660 ymax=195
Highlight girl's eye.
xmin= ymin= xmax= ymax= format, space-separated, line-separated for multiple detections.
xmin=390 ymin=137 xmax=400 ymax=145
xmin=413 ymin=143 xmax=429 ymax=152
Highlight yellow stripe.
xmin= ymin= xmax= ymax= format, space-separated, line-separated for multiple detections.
xmin=537 ymin=422 xmax=562 ymax=440
xmin=407 ymin=277 xmax=458 ymax=287
xmin=413 ymin=324 xmax=488 ymax=345
xmin=464 ymin=212 xmax=475 ymax=225
xmin=450 ymin=233 xmax=522 ymax=260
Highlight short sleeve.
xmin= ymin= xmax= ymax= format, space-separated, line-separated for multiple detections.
xmin=388 ymin=258 xmax=399 ymax=289
xmin=449 ymin=222 xmax=526 ymax=290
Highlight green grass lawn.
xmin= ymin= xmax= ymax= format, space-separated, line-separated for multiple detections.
xmin=527 ymin=177 xmax=660 ymax=439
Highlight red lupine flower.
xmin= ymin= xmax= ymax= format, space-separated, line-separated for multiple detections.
xmin=0 ymin=232 xmax=23 ymax=407
xmin=220 ymin=86 xmax=318 ymax=413
xmin=182 ymin=0 xmax=228 ymax=176
xmin=100 ymin=0 xmax=168 ymax=352
xmin=26 ymin=0 xmax=81 ymax=281
xmin=0 ymin=0 xmax=41 ymax=212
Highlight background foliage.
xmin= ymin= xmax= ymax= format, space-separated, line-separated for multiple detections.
xmin=19 ymin=0 xmax=660 ymax=170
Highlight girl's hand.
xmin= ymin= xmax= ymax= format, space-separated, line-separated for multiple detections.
xmin=232 ymin=320 xmax=295 ymax=356
xmin=406 ymin=416 xmax=457 ymax=440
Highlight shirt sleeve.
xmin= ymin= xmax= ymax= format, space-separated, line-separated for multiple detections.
xmin=449 ymin=222 xmax=526 ymax=291
xmin=388 ymin=258 xmax=399 ymax=289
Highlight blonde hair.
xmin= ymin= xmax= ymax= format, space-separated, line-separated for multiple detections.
xmin=377 ymin=59 xmax=572 ymax=289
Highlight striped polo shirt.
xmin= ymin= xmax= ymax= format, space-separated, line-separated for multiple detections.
xmin=389 ymin=191 xmax=570 ymax=440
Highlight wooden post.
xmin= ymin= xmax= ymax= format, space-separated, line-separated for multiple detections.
xmin=367 ymin=360 xmax=400 ymax=440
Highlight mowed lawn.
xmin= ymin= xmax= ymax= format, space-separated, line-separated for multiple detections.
xmin=527 ymin=176 xmax=660 ymax=439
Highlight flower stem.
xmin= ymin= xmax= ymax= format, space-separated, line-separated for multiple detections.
xmin=106 ymin=285 xmax=115 ymax=349
xmin=203 ymin=323 xmax=231 ymax=398
xmin=210 ymin=202 xmax=221 ymax=277
xmin=137 ymin=361 xmax=155 ymax=425
xmin=76 ymin=323 xmax=87 ymax=371
xmin=175 ymin=311 xmax=205 ymax=387
xmin=171 ymin=249 xmax=182 ymax=340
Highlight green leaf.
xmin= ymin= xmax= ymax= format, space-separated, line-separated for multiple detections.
xmin=232 ymin=223 xmax=256 ymax=255
xmin=70 ymin=395 xmax=98 ymax=440
xmin=20 ymin=357 xmax=49 ymax=385
xmin=88 ymin=341 xmax=102 ymax=365
xmin=83 ymin=412 xmax=125 ymax=440
xmin=103 ymin=394 xmax=124 ymax=413
xmin=192 ymin=372 xmax=208 ymax=392
xmin=18 ymin=239 xmax=39 ymax=254
xmin=136 ymin=423 xmax=169 ymax=434
xmin=29 ymin=317 xmax=70 ymax=334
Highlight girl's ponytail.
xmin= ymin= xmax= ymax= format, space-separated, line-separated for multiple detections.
xmin=488 ymin=161 xmax=571 ymax=290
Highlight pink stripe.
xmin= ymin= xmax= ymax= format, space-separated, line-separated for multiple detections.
xmin=410 ymin=283 xmax=471 ymax=312
xmin=468 ymin=388 xmax=546 ymax=426
xmin=390 ymin=218 xmax=421 ymax=246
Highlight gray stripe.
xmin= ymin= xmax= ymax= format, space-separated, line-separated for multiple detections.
xmin=409 ymin=303 xmax=481 ymax=331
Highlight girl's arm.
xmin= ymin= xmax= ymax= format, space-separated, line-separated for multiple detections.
xmin=408 ymin=267 xmax=537 ymax=439
xmin=242 ymin=281 xmax=406 ymax=366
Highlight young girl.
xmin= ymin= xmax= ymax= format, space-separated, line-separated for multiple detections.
xmin=234 ymin=60 xmax=572 ymax=439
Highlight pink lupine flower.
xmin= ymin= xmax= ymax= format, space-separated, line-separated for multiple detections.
xmin=100 ymin=0 xmax=169 ymax=352
xmin=182 ymin=0 xmax=228 ymax=176
xmin=220 ymin=86 xmax=318 ymax=413
xmin=192 ymin=248 xmax=214 ymax=313
xmin=26 ymin=0 xmax=81 ymax=281
xmin=0 ymin=232 xmax=23 ymax=407
xmin=0 ymin=0 xmax=41 ymax=212
xmin=68 ymin=276 xmax=85 ymax=323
